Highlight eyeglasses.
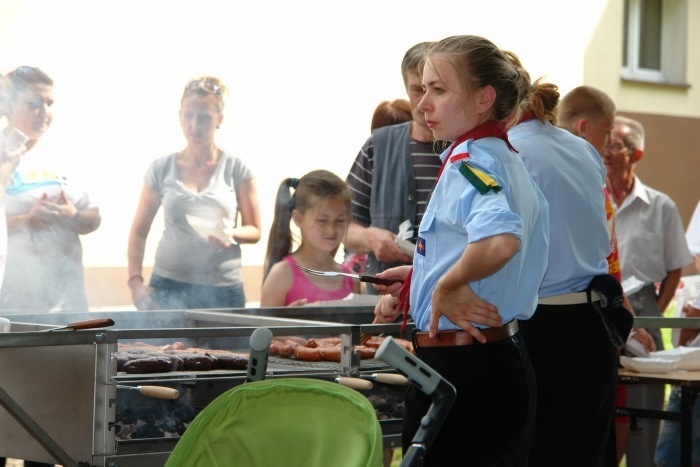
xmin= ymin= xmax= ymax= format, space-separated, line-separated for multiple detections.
xmin=185 ymin=79 xmax=222 ymax=96
xmin=605 ymin=142 xmax=632 ymax=153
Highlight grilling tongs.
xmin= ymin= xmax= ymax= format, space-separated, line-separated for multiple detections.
xmin=295 ymin=264 xmax=402 ymax=286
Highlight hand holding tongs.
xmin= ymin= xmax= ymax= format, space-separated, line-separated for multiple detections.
xmin=295 ymin=264 xmax=402 ymax=286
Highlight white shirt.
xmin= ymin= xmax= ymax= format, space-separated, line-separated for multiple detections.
xmin=615 ymin=176 xmax=693 ymax=294
xmin=686 ymin=200 xmax=700 ymax=256
xmin=0 ymin=131 xmax=8 ymax=291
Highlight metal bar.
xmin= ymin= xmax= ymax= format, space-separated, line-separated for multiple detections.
xmin=633 ymin=316 xmax=700 ymax=329
xmin=0 ymin=384 xmax=78 ymax=467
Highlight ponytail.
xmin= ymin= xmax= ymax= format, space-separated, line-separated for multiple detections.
xmin=263 ymin=177 xmax=297 ymax=280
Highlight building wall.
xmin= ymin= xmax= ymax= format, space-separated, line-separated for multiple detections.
xmin=584 ymin=0 xmax=700 ymax=227
xmin=621 ymin=112 xmax=700 ymax=227
xmin=587 ymin=0 xmax=700 ymax=117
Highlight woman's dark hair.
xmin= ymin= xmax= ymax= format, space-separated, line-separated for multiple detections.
xmin=263 ymin=169 xmax=352 ymax=280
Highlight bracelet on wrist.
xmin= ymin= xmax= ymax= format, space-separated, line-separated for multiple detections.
xmin=127 ymin=274 xmax=144 ymax=287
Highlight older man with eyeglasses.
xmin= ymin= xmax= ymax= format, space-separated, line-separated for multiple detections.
xmin=604 ymin=115 xmax=693 ymax=466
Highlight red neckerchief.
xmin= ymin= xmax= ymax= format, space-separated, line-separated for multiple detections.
xmin=396 ymin=120 xmax=515 ymax=330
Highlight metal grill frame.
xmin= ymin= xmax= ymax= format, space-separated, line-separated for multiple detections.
xmin=0 ymin=308 xmax=412 ymax=466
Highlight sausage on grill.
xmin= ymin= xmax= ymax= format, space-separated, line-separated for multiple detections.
xmin=122 ymin=357 xmax=173 ymax=374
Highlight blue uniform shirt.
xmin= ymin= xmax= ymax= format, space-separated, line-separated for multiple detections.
xmin=509 ymin=119 xmax=610 ymax=297
xmin=410 ymin=137 xmax=550 ymax=332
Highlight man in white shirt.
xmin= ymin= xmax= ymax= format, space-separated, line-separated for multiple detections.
xmin=685 ymin=201 xmax=700 ymax=272
xmin=605 ymin=115 xmax=693 ymax=466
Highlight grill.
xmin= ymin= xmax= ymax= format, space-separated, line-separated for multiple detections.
xmin=0 ymin=308 xmax=412 ymax=466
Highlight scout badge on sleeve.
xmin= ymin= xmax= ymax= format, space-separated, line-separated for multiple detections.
xmin=587 ymin=274 xmax=634 ymax=348
xmin=459 ymin=162 xmax=502 ymax=195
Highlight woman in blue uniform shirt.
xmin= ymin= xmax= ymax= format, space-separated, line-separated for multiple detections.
xmin=373 ymin=36 xmax=549 ymax=467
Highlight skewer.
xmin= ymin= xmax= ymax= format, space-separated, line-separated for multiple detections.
xmin=360 ymin=332 xmax=386 ymax=346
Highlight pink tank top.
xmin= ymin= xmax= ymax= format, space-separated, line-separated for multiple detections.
xmin=283 ymin=256 xmax=355 ymax=306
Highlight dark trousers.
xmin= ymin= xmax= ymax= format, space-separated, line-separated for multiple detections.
xmin=402 ymin=331 xmax=536 ymax=467
xmin=521 ymin=303 xmax=618 ymax=467
xmin=626 ymin=284 xmax=664 ymax=467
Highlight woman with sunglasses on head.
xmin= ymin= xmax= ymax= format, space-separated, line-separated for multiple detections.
xmin=0 ymin=66 xmax=101 ymax=316
xmin=127 ymin=76 xmax=261 ymax=310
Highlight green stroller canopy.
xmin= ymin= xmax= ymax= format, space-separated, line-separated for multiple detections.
xmin=165 ymin=377 xmax=384 ymax=467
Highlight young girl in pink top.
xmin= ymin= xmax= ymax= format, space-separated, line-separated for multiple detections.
xmin=261 ymin=170 xmax=360 ymax=306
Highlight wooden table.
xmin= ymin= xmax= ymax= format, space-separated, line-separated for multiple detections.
xmin=617 ymin=369 xmax=700 ymax=467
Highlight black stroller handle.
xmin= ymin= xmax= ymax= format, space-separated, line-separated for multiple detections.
xmin=376 ymin=336 xmax=457 ymax=467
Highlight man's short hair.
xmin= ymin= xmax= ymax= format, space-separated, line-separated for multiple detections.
xmin=559 ymin=85 xmax=616 ymax=131
xmin=401 ymin=42 xmax=432 ymax=86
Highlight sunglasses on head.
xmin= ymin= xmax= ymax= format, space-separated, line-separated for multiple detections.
xmin=185 ymin=79 xmax=222 ymax=96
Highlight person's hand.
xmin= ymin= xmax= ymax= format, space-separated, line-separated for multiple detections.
xmin=631 ymin=327 xmax=656 ymax=353
xmin=208 ymin=225 xmax=237 ymax=250
xmin=679 ymin=304 xmax=700 ymax=346
xmin=130 ymin=282 xmax=159 ymax=310
xmin=367 ymin=227 xmax=412 ymax=264
xmin=208 ymin=235 xmax=231 ymax=250
xmin=287 ymin=298 xmax=308 ymax=307
xmin=428 ymin=279 xmax=502 ymax=342
xmin=43 ymin=191 xmax=79 ymax=225
xmin=25 ymin=193 xmax=59 ymax=228
xmin=0 ymin=144 xmax=25 ymax=176
xmin=373 ymin=294 xmax=401 ymax=323
xmin=373 ymin=265 xmax=411 ymax=295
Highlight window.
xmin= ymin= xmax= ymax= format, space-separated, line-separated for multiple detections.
xmin=622 ymin=0 xmax=687 ymax=85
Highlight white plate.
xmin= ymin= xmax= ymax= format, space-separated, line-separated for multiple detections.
xmin=186 ymin=215 xmax=233 ymax=244
xmin=620 ymin=356 xmax=680 ymax=373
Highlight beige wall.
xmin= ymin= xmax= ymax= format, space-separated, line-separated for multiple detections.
xmin=586 ymin=0 xmax=700 ymax=118
xmin=583 ymin=1 xmax=700 ymax=236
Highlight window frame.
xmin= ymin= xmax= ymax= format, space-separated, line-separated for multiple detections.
xmin=621 ymin=0 xmax=688 ymax=85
